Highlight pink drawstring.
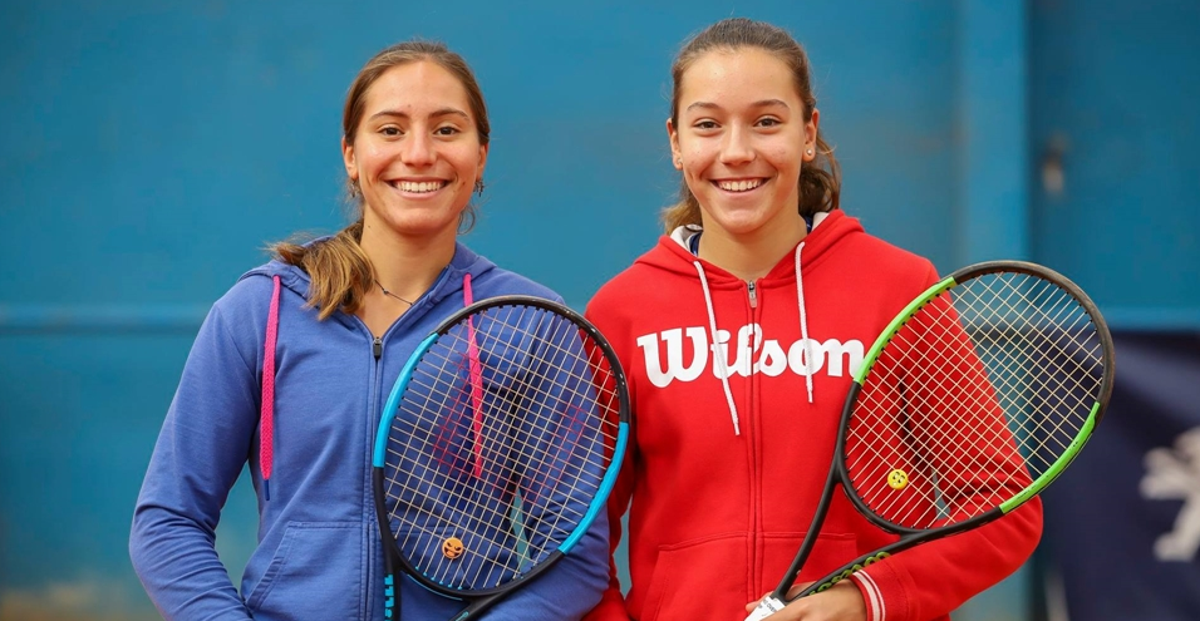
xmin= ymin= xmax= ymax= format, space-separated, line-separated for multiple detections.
xmin=260 ymin=275 xmax=281 ymax=500
xmin=463 ymin=274 xmax=485 ymax=479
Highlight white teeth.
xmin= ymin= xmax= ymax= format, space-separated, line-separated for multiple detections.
xmin=396 ymin=181 xmax=446 ymax=193
xmin=718 ymin=179 xmax=763 ymax=192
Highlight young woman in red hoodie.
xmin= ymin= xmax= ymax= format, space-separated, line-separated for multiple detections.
xmin=583 ymin=18 xmax=1042 ymax=621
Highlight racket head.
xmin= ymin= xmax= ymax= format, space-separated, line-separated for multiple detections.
xmin=372 ymin=295 xmax=630 ymax=600
xmin=838 ymin=260 xmax=1114 ymax=536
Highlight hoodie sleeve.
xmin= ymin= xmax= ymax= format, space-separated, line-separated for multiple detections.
xmin=581 ymin=441 xmax=636 ymax=621
xmin=849 ymin=500 xmax=1042 ymax=621
xmin=129 ymin=295 xmax=261 ymax=620
xmin=475 ymin=509 xmax=611 ymax=621
xmin=471 ymin=304 xmax=614 ymax=621
xmin=579 ymin=296 xmax=637 ymax=621
xmin=848 ymin=259 xmax=1045 ymax=621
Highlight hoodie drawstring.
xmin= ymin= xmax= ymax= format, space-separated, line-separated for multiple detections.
xmin=694 ymin=261 xmax=741 ymax=436
xmin=260 ymin=275 xmax=281 ymax=500
xmin=690 ymin=239 xmax=817 ymax=436
xmin=463 ymin=273 xmax=486 ymax=478
xmin=794 ymin=242 xmax=815 ymax=404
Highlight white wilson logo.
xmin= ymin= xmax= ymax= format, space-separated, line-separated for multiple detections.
xmin=635 ymin=324 xmax=865 ymax=388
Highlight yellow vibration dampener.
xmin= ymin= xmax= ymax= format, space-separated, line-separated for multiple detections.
xmin=442 ymin=537 xmax=465 ymax=559
xmin=887 ymin=469 xmax=909 ymax=490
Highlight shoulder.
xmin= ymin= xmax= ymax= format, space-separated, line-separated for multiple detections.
xmin=583 ymin=261 xmax=660 ymax=339
xmin=471 ymin=265 xmax=564 ymax=304
xmin=205 ymin=261 xmax=300 ymax=341
xmin=842 ymin=232 xmax=939 ymax=291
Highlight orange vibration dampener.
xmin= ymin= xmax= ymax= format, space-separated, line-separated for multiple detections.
xmin=442 ymin=537 xmax=465 ymax=559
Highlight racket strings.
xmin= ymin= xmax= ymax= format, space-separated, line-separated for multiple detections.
xmin=381 ymin=303 xmax=621 ymax=591
xmin=388 ymin=369 xmax=604 ymax=586
xmin=845 ymin=271 xmax=1106 ymax=530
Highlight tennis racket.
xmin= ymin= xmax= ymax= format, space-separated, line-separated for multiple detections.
xmin=746 ymin=260 xmax=1115 ymax=620
xmin=372 ymin=295 xmax=630 ymax=620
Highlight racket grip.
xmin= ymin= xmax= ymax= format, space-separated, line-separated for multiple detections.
xmin=744 ymin=596 xmax=785 ymax=621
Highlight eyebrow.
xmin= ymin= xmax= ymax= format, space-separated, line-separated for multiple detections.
xmin=368 ymin=107 xmax=471 ymax=121
xmin=685 ymin=99 xmax=791 ymax=113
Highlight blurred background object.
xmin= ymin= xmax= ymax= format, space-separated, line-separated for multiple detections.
xmin=2 ymin=1 xmax=1197 ymax=619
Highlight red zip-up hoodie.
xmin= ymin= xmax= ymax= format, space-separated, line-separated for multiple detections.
xmin=583 ymin=210 xmax=1042 ymax=621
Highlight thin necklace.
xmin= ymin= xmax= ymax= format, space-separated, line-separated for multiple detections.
xmin=375 ymin=280 xmax=414 ymax=306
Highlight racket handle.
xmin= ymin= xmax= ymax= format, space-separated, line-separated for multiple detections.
xmin=744 ymin=595 xmax=785 ymax=621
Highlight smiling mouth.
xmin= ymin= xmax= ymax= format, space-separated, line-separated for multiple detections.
xmin=389 ymin=180 xmax=449 ymax=193
xmin=714 ymin=178 xmax=766 ymax=192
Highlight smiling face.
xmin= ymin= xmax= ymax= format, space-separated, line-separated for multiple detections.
xmin=342 ymin=60 xmax=488 ymax=242
xmin=668 ymin=47 xmax=817 ymax=239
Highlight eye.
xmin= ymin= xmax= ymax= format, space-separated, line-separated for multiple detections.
xmin=434 ymin=125 xmax=461 ymax=136
xmin=692 ymin=120 xmax=720 ymax=131
xmin=380 ymin=126 xmax=403 ymax=137
xmin=756 ymin=117 xmax=782 ymax=128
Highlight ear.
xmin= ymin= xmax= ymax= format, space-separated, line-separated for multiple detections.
xmin=477 ymin=142 xmax=489 ymax=179
xmin=667 ymin=118 xmax=682 ymax=170
xmin=804 ymin=108 xmax=820 ymax=162
xmin=342 ymin=136 xmax=358 ymax=181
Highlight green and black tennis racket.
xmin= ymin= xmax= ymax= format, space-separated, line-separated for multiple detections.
xmin=746 ymin=261 xmax=1115 ymax=620
xmin=372 ymin=295 xmax=630 ymax=620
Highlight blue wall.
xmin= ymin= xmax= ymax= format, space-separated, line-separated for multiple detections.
xmin=2 ymin=1 xmax=1197 ymax=619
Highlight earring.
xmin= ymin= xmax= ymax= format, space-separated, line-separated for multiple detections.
xmin=806 ymin=148 xmax=815 ymax=156
xmin=473 ymin=179 xmax=485 ymax=196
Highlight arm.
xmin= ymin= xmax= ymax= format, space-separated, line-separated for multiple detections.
xmin=477 ymin=312 xmax=616 ymax=620
xmin=848 ymin=285 xmax=1044 ymax=621
xmin=581 ymin=452 xmax=635 ymax=621
xmin=849 ymin=501 xmax=1042 ymax=621
xmin=129 ymin=300 xmax=261 ymax=621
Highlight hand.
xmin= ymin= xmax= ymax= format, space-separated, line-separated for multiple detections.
xmin=745 ymin=581 xmax=866 ymax=621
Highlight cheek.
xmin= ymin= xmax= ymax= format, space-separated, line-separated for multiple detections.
xmin=681 ymin=146 xmax=714 ymax=178
xmin=357 ymin=143 xmax=394 ymax=176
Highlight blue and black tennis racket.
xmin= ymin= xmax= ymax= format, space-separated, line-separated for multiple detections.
xmin=747 ymin=261 xmax=1115 ymax=619
xmin=372 ymin=295 xmax=630 ymax=620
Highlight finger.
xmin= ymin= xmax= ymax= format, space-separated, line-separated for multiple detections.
xmin=746 ymin=592 xmax=772 ymax=612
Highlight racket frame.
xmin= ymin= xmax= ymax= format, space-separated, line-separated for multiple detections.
xmin=371 ymin=295 xmax=631 ymax=619
xmin=752 ymin=260 xmax=1115 ymax=613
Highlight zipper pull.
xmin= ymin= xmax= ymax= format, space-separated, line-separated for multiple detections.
xmin=747 ymin=280 xmax=758 ymax=308
xmin=373 ymin=336 xmax=383 ymax=360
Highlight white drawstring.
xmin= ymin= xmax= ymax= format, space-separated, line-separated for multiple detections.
xmin=694 ymin=261 xmax=741 ymax=436
xmin=795 ymin=242 xmax=815 ymax=404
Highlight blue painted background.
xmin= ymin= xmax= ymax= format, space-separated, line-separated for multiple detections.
xmin=2 ymin=1 xmax=1197 ymax=619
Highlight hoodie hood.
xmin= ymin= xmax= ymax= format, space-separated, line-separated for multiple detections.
xmin=640 ymin=209 xmax=862 ymax=283
xmin=240 ymin=240 xmax=498 ymax=313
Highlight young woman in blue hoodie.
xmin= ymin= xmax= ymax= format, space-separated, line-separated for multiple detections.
xmin=130 ymin=40 xmax=609 ymax=621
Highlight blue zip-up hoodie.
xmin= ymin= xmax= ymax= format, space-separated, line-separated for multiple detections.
xmin=130 ymin=242 xmax=610 ymax=620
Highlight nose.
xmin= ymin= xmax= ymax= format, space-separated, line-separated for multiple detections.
xmin=401 ymin=131 xmax=436 ymax=167
xmin=719 ymin=125 xmax=754 ymax=165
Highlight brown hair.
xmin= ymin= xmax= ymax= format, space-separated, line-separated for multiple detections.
xmin=663 ymin=18 xmax=841 ymax=233
xmin=271 ymin=40 xmax=491 ymax=319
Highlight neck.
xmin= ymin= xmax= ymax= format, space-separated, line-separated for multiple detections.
xmin=698 ymin=214 xmax=808 ymax=281
xmin=358 ymin=218 xmax=457 ymax=300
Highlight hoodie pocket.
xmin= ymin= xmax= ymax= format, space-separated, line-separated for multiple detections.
xmin=244 ymin=521 xmax=361 ymax=620
xmin=639 ymin=531 xmax=858 ymax=621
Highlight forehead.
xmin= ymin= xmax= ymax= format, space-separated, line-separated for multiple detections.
xmin=678 ymin=47 xmax=799 ymax=111
xmin=361 ymin=60 xmax=473 ymax=115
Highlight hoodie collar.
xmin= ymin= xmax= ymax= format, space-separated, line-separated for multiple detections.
xmin=240 ymin=240 xmax=495 ymax=312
